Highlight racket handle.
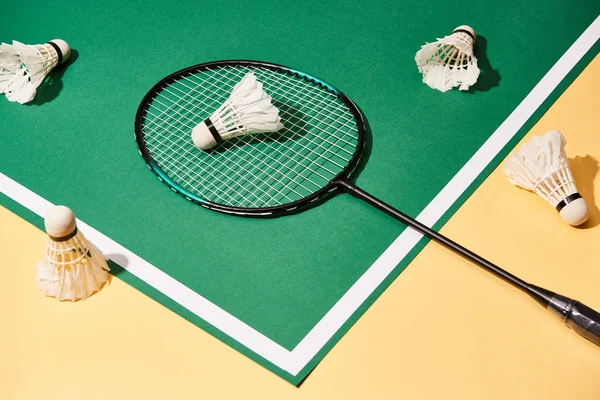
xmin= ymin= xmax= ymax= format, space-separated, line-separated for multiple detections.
xmin=529 ymin=285 xmax=600 ymax=346
xmin=336 ymin=179 xmax=600 ymax=347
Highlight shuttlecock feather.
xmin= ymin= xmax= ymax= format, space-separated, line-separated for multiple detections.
xmin=503 ymin=130 xmax=589 ymax=226
xmin=0 ymin=39 xmax=70 ymax=104
xmin=36 ymin=206 xmax=110 ymax=301
xmin=191 ymin=72 xmax=284 ymax=150
xmin=415 ymin=25 xmax=480 ymax=92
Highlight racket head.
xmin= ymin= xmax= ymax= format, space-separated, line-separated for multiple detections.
xmin=135 ymin=60 xmax=365 ymax=216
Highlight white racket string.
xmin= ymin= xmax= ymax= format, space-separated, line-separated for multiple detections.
xmin=140 ymin=65 xmax=360 ymax=208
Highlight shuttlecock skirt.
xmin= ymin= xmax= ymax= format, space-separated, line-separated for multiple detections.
xmin=36 ymin=230 xmax=110 ymax=301
xmin=415 ymin=26 xmax=480 ymax=92
xmin=0 ymin=41 xmax=67 ymax=104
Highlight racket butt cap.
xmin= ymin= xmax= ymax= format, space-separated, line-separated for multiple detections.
xmin=192 ymin=122 xmax=218 ymax=150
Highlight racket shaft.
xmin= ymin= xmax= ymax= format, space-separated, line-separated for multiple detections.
xmin=336 ymin=179 xmax=600 ymax=346
xmin=335 ymin=179 xmax=528 ymax=290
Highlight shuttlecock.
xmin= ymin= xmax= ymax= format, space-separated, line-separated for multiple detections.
xmin=36 ymin=206 xmax=110 ymax=301
xmin=415 ymin=25 xmax=480 ymax=92
xmin=504 ymin=130 xmax=589 ymax=226
xmin=191 ymin=72 xmax=284 ymax=150
xmin=0 ymin=39 xmax=70 ymax=104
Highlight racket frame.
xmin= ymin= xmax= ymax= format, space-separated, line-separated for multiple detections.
xmin=135 ymin=60 xmax=366 ymax=216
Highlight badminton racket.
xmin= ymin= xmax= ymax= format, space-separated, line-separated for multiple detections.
xmin=135 ymin=60 xmax=600 ymax=346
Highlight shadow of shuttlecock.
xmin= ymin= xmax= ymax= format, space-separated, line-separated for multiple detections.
xmin=25 ymin=48 xmax=79 ymax=106
xmin=348 ymin=104 xmax=373 ymax=181
xmin=467 ymin=35 xmax=501 ymax=93
xmin=569 ymin=155 xmax=599 ymax=229
xmin=106 ymin=253 xmax=129 ymax=278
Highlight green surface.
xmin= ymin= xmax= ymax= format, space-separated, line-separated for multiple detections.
xmin=1 ymin=0 xmax=598 ymax=385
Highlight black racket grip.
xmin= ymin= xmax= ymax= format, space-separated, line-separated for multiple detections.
xmin=563 ymin=301 xmax=600 ymax=346
xmin=529 ymin=285 xmax=600 ymax=346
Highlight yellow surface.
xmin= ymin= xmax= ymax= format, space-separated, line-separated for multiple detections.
xmin=2 ymin=55 xmax=600 ymax=399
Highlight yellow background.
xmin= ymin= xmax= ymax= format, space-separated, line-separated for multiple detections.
xmin=1 ymin=55 xmax=599 ymax=399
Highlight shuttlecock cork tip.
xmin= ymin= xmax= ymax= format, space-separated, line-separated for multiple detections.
xmin=49 ymin=39 xmax=70 ymax=64
xmin=45 ymin=205 xmax=77 ymax=238
xmin=192 ymin=121 xmax=218 ymax=150
xmin=559 ymin=197 xmax=589 ymax=226
xmin=453 ymin=25 xmax=476 ymax=40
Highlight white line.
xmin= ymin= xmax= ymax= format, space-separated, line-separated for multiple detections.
xmin=1 ymin=16 xmax=598 ymax=378
xmin=0 ymin=173 xmax=296 ymax=372
xmin=286 ymin=16 xmax=600 ymax=374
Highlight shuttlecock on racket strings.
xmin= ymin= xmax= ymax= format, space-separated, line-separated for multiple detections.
xmin=36 ymin=206 xmax=110 ymax=301
xmin=0 ymin=39 xmax=70 ymax=104
xmin=191 ymin=72 xmax=284 ymax=150
xmin=503 ymin=130 xmax=589 ymax=226
xmin=415 ymin=25 xmax=480 ymax=92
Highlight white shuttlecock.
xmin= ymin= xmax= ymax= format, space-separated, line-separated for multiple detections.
xmin=504 ymin=130 xmax=589 ymax=226
xmin=0 ymin=39 xmax=70 ymax=104
xmin=415 ymin=25 xmax=480 ymax=92
xmin=36 ymin=206 xmax=110 ymax=301
xmin=191 ymin=72 xmax=284 ymax=150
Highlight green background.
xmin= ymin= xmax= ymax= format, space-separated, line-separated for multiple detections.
xmin=1 ymin=0 xmax=598 ymax=385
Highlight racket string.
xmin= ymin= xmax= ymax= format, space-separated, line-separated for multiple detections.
xmin=152 ymin=84 xmax=313 ymax=204
xmin=178 ymin=73 xmax=337 ymax=195
xmin=163 ymin=77 xmax=320 ymax=198
xmin=144 ymin=102 xmax=271 ymax=206
xmin=244 ymin=68 xmax=358 ymax=168
xmin=144 ymin=107 xmax=291 ymax=206
xmin=195 ymin=67 xmax=357 ymax=181
xmin=168 ymin=72 xmax=338 ymax=202
xmin=141 ymin=64 xmax=360 ymax=208
xmin=143 ymin=116 xmax=264 ymax=207
xmin=182 ymin=71 xmax=351 ymax=202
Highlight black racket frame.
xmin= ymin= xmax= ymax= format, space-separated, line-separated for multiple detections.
xmin=135 ymin=60 xmax=365 ymax=216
